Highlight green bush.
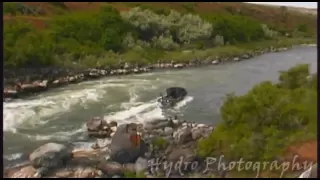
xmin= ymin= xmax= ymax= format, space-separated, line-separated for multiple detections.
xmin=3 ymin=2 xmax=44 ymax=16
xmin=3 ymin=3 xmax=20 ymax=15
xmin=121 ymin=7 xmax=213 ymax=46
xmin=278 ymin=64 xmax=310 ymax=89
xmin=209 ymin=15 xmax=266 ymax=44
xmin=3 ymin=4 xmax=316 ymax=69
xmin=50 ymin=6 xmax=129 ymax=53
xmin=152 ymin=136 xmax=169 ymax=150
xmin=4 ymin=6 xmax=132 ymax=68
xmin=4 ymin=21 xmax=57 ymax=68
xmin=297 ymin=24 xmax=308 ymax=33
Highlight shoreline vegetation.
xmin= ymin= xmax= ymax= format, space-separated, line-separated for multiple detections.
xmin=3 ymin=3 xmax=316 ymax=100
xmin=3 ymin=41 xmax=317 ymax=100
xmin=3 ymin=3 xmax=317 ymax=178
xmin=200 ymin=63 xmax=317 ymax=178
xmin=4 ymin=64 xmax=317 ymax=178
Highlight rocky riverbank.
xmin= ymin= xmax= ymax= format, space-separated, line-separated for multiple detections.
xmin=4 ymin=116 xmax=225 ymax=178
xmin=5 ymin=114 xmax=315 ymax=178
xmin=3 ymin=45 xmax=300 ymax=101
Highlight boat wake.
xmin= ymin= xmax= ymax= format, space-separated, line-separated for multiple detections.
xmin=3 ymin=76 xmax=192 ymax=166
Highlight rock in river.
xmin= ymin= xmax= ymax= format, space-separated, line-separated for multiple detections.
xmin=173 ymin=126 xmax=193 ymax=145
xmin=98 ymin=161 xmax=123 ymax=176
xmin=29 ymin=143 xmax=73 ymax=176
xmin=109 ymin=123 xmax=148 ymax=164
xmin=86 ymin=117 xmax=117 ymax=138
xmin=135 ymin=157 xmax=149 ymax=173
xmin=166 ymin=147 xmax=199 ymax=175
xmin=164 ymin=127 xmax=174 ymax=136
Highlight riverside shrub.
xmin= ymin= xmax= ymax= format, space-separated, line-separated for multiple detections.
xmin=197 ymin=64 xmax=317 ymax=162
xmin=3 ymin=5 xmax=312 ymax=68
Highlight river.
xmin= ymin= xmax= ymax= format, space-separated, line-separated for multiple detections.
xmin=3 ymin=46 xmax=317 ymax=168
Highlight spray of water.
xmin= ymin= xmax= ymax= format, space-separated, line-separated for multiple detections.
xmin=3 ymin=75 xmax=193 ymax=161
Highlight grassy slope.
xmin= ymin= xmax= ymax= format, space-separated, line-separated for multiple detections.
xmin=3 ymin=3 xmax=317 ymax=177
xmin=3 ymin=2 xmax=317 ymax=33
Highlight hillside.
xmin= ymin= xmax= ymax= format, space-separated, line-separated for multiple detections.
xmin=3 ymin=2 xmax=317 ymax=32
xmin=286 ymin=6 xmax=317 ymax=15
xmin=245 ymin=3 xmax=317 ymax=16
xmin=3 ymin=2 xmax=316 ymax=69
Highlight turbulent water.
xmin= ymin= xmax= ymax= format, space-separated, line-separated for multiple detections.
xmin=3 ymin=46 xmax=317 ymax=167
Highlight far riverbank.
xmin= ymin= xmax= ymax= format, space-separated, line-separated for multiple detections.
xmin=4 ymin=38 xmax=316 ymax=101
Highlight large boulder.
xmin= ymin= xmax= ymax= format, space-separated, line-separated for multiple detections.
xmin=173 ymin=126 xmax=193 ymax=145
xmin=123 ymin=163 xmax=136 ymax=173
xmin=164 ymin=127 xmax=174 ymax=136
xmin=98 ymin=161 xmax=123 ymax=176
xmin=29 ymin=143 xmax=73 ymax=176
xmin=4 ymin=149 xmax=104 ymax=178
xmin=109 ymin=123 xmax=148 ymax=164
xmin=191 ymin=126 xmax=213 ymax=140
xmin=86 ymin=117 xmax=107 ymax=131
xmin=166 ymin=148 xmax=196 ymax=162
xmin=4 ymin=165 xmax=38 ymax=178
xmin=86 ymin=117 xmax=117 ymax=138
xmin=144 ymin=119 xmax=169 ymax=131
xmin=135 ymin=157 xmax=149 ymax=173
xmin=165 ymin=147 xmax=199 ymax=175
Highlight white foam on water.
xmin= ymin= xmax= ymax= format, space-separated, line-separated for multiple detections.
xmin=104 ymin=95 xmax=194 ymax=126
xmin=106 ymin=78 xmax=151 ymax=84
xmin=92 ymin=95 xmax=195 ymax=150
xmin=71 ymin=139 xmax=111 ymax=153
xmin=72 ymin=141 xmax=97 ymax=151
xmin=135 ymin=107 xmax=165 ymax=123
xmin=305 ymin=44 xmax=317 ymax=47
xmin=23 ymin=126 xmax=86 ymax=141
xmin=104 ymin=102 xmax=159 ymax=124
xmin=133 ymin=72 xmax=156 ymax=77
xmin=4 ymin=73 xmax=193 ymax=162
xmin=121 ymin=86 xmax=140 ymax=110
xmin=3 ymin=83 xmax=126 ymax=132
xmin=175 ymin=96 xmax=194 ymax=109
xmin=120 ymin=83 xmax=158 ymax=110
xmin=3 ymin=153 xmax=23 ymax=161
